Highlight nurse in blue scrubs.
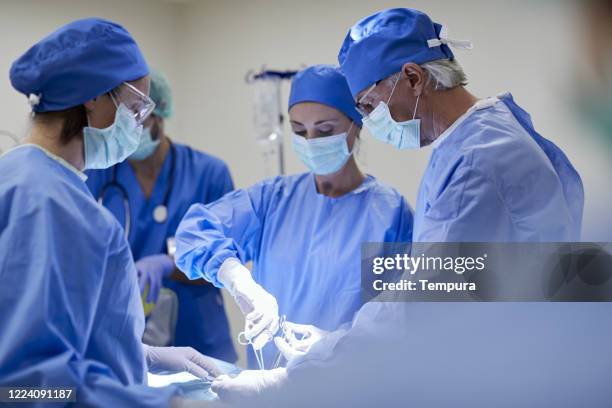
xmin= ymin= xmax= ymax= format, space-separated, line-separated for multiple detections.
xmin=175 ymin=65 xmax=414 ymax=367
xmin=0 ymin=18 xmax=219 ymax=407
xmin=86 ymin=71 xmax=237 ymax=363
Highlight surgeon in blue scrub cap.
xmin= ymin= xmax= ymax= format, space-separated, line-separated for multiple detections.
xmin=0 ymin=18 xmax=220 ymax=407
xmin=175 ymin=64 xmax=414 ymax=370
xmin=338 ymin=7 xmax=584 ymax=242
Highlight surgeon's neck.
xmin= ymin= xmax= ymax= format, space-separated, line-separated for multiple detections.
xmin=315 ymin=157 xmax=365 ymax=198
xmin=27 ymin=121 xmax=85 ymax=170
xmin=426 ymin=86 xmax=479 ymax=146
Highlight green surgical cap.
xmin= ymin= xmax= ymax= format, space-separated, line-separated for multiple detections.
xmin=149 ymin=70 xmax=173 ymax=119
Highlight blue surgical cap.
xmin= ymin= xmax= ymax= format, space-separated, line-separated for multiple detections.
xmin=149 ymin=70 xmax=173 ymax=119
xmin=10 ymin=17 xmax=149 ymax=113
xmin=338 ymin=8 xmax=455 ymax=98
xmin=288 ymin=64 xmax=362 ymax=127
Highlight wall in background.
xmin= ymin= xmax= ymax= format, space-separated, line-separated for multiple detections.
xmin=0 ymin=0 xmax=182 ymax=140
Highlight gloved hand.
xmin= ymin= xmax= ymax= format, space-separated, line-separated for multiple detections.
xmin=274 ymin=321 xmax=330 ymax=363
xmin=211 ymin=368 xmax=288 ymax=402
xmin=136 ymin=254 xmax=175 ymax=303
xmin=143 ymin=345 xmax=223 ymax=379
xmin=218 ymin=258 xmax=279 ymax=350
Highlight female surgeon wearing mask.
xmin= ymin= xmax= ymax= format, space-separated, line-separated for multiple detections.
xmin=0 ymin=18 xmax=220 ymax=407
xmin=175 ymin=64 xmax=414 ymax=368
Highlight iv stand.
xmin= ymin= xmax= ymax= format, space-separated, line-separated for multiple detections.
xmin=245 ymin=68 xmax=297 ymax=175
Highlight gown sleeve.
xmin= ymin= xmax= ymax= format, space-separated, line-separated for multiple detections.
xmin=175 ymin=178 xmax=278 ymax=287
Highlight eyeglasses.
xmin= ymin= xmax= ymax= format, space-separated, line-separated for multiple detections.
xmin=355 ymin=81 xmax=380 ymax=117
xmin=355 ymin=73 xmax=401 ymax=117
xmin=109 ymin=82 xmax=156 ymax=125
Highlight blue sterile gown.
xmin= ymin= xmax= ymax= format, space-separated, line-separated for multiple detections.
xmin=413 ymin=93 xmax=583 ymax=242
xmin=0 ymin=145 xmax=177 ymax=406
xmin=175 ymin=173 xmax=413 ymax=367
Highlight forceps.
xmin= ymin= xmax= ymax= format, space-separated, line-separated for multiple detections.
xmin=237 ymin=324 xmax=270 ymax=370
xmin=237 ymin=315 xmax=287 ymax=370
xmin=272 ymin=315 xmax=287 ymax=369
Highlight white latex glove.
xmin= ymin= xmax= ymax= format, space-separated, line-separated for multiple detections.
xmin=218 ymin=258 xmax=279 ymax=350
xmin=211 ymin=368 xmax=288 ymax=402
xmin=274 ymin=321 xmax=330 ymax=363
xmin=143 ymin=345 xmax=222 ymax=379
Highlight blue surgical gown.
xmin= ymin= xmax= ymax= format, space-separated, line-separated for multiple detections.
xmin=86 ymin=142 xmax=237 ymax=362
xmin=175 ymin=172 xmax=414 ymax=367
xmin=414 ymin=93 xmax=583 ymax=242
xmin=0 ymin=145 xmax=177 ymax=406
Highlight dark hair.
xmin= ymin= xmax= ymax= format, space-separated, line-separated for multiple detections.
xmin=32 ymin=105 xmax=88 ymax=145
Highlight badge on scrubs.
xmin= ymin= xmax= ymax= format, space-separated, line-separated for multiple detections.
xmin=153 ymin=204 xmax=168 ymax=223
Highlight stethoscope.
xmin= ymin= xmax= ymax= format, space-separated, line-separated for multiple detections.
xmin=97 ymin=141 xmax=176 ymax=238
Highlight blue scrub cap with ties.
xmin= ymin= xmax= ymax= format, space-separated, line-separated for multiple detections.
xmin=338 ymin=8 xmax=473 ymax=98
xmin=10 ymin=17 xmax=149 ymax=113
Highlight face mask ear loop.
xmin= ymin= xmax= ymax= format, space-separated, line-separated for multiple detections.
xmin=412 ymin=93 xmax=421 ymax=120
xmin=386 ymin=73 xmax=401 ymax=106
xmin=109 ymin=92 xmax=120 ymax=109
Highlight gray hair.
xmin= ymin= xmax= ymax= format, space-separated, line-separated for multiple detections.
xmin=421 ymin=59 xmax=468 ymax=90
xmin=385 ymin=59 xmax=468 ymax=92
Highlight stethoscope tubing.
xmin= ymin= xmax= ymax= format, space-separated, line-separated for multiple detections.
xmin=97 ymin=141 xmax=175 ymax=238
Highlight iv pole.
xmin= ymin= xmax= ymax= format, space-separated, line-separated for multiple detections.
xmin=245 ymin=68 xmax=297 ymax=175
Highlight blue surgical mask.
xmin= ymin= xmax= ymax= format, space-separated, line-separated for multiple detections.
xmin=362 ymin=75 xmax=421 ymax=150
xmin=292 ymin=132 xmax=352 ymax=175
xmin=129 ymin=127 xmax=160 ymax=161
xmin=84 ymin=104 xmax=143 ymax=170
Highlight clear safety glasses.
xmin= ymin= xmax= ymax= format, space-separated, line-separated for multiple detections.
xmin=109 ymin=82 xmax=156 ymax=125
xmin=355 ymin=73 xmax=401 ymax=117
xmin=355 ymin=81 xmax=380 ymax=117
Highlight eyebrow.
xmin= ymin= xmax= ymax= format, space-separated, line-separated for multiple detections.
xmin=290 ymin=118 xmax=341 ymax=126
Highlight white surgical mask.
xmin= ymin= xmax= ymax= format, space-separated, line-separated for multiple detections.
xmin=292 ymin=131 xmax=353 ymax=175
xmin=362 ymin=75 xmax=421 ymax=150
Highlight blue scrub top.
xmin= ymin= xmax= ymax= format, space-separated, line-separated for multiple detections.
xmin=414 ymin=93 xmax=584 ymax=242
xmin=176 ymin=172 xmax=414 ymax=367
xmin=0 ymin=145 xmax=177 ymax=406
xmin=86 ymin=142 xmax=237 ymax=362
